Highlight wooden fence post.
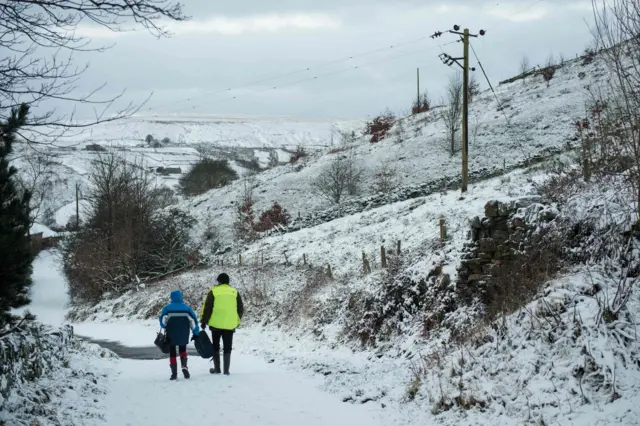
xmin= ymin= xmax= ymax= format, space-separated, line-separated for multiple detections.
xmin=362 ymin=251 xmax=366 ymax=274
xmin=583 ymin=134 xmax=591 ymax=182
xmin=239 ymin=253 xmax=243 ymax=266
xmin=381 ymin=246 xmax=387 ymax=268
xmin=397 ymin=240 xmax=401 ymax=255
xmin=327 ymin=264 xmax=333 ymax=279
xmin=261 ymin=253 xmax=264 ymax=265
xmin=303 ymin=253 xmax=307 ymax=265
xmin=362 ymin=251 xmax=371 ymax=274
xmin=439 ymin=216 xmax=447 ymax=245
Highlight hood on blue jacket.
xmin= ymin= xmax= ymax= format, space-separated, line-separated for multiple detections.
xmin=170 ymin=290 xmax=183 ymax=303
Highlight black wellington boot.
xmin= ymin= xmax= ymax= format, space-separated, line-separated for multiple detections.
xmin=209 ymin=351 xmax=221 ymax=374
xmin=181 ymin=357 xmax=190 ymax=379
xmin=223 ymin=353 xmax=231 ymax=375
xmin=169 ymin=364 xmax=178 ymax=380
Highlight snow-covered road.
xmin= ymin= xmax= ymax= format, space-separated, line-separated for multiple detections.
xmin=21 ymin=249 xmax=383 ymax=426
xmin=107 ymin=356 xmax=382 ymax=426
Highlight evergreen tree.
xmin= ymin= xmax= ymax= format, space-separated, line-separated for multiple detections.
xmin=0 ymin=104 xmax=35 ymax=326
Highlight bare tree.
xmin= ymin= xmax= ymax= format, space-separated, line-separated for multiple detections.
xmin=468 ymin=75 xmax=480 ymax=103
xmin=394 ymin=121 xmax=406 ymax=144
xmin=519 ymin=56 xmax=530 ymax=83
xmin=150 ymin=186 xmax=178 ymax=210
xmin=589 ymin=0 xmax=640 ymax=217
xmin=12 ymin=150 xmax=55 ymax=227
xmin=344 ymin=149 xmax=364 ymax=197
xmin=372 ymin=162 xmax=398 ymax=195
xmin=61 ymin=151 xmax=195 ymax=302
xmin=441 ymin=73 xmax=463 ymax=155
xmin=0 ymin=0 xmax=187 ymax=146
xmin=268 ymin=150 xmax=279 ymax=168
xmin=312 ymin=152 xmax=364 ymax=204
xmin=542 ymin=54 xmax=557 ymax=86
xmin=412 ymin=90 xmax=431 ymax=114
xmin=471 ymin=114 xmax=482 ymax=145
xmin=338 ymin=129 xmax=357 ymax=146
xmin=234 ymin=174 xmax=258 ymax=241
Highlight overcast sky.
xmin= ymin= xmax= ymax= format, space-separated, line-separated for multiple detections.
xmin=66 ymin=0 xmax=594 ymax=120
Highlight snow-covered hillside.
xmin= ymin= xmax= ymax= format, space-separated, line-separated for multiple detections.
xmin=68 ymin=154 xmax=640 ymax=425
xmin=175 ymin=54 xmax=605 ymax=245
xmin=11 ymin=115 xmax=360 ymax=229
xmin=22 ymin=47 xmax=640 ymax=425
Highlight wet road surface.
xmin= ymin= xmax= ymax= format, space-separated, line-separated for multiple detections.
xmin=77 ymin=335 xmax=200 ymax=360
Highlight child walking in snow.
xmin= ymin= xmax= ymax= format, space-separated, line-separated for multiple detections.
xmin=159 ymin=290 xmax=200 ymax=380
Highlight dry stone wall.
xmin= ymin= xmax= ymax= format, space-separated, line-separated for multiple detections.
xmin=456 ymin=197 xmax=560 ymax=306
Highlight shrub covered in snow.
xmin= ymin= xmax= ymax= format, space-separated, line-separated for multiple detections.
xmin=365 ymin=110 xmax=395 ymax=143
xmin=254 ymin=202 xmax=291 ymax=233
xmin=179 ymin=157 xmax=239 ymax=197
xmin=0 ymin=323 xmax=114 ymax=426
xmin=289 ymin=145 xmax=308 ymax=164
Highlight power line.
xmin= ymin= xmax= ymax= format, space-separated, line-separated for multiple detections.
xmin=469 ymin=42 xmax=507 ymax=124
xmin=469 ymin=42 xmax=530 ymax=159
xmin=141 ymin=34 xmax=442 ymax=113
xmin=148 ymin=41 xmax=459 ymax=114
xmin=512 ymin=0 xmax=546 ymax=18
xmin=143 ymin=0 xmax=547 ymax=115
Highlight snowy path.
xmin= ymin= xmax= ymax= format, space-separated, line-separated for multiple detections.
xmin=15 ymin=250 xmax=69 ymax=325
xmin=20 ymin=250 xmax=386 ymax=426
xmin=105 ymin=355 xmax=383 ymax=426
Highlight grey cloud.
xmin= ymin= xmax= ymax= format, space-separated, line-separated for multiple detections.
xmin=179 ymin=0 xmax=453 ymax=17
xmin=40 ymin=0 xmax=595 ymax=121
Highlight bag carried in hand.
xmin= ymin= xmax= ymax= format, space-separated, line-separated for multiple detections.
xmin=194 ymin=330 xmax=213 ymax=359
xmin=154 ymin=329 xmax=171 ymax=354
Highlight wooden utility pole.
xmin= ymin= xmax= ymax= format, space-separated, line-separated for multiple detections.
xmin=75 ymin=182 xmax=80 ymax=229
xmin=434 ymin=26 xmax=486 ymax=193
xmin=417 ymin=68 xmax=420 ymax=109
xmin=461 ymin=29 xmax=470 ymax=192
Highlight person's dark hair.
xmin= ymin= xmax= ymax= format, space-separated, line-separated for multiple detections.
xmin=217 ymin=273 xmax=230 ymax=284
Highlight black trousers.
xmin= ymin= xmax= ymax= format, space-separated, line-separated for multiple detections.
xmin=210 ymin=327 xmax=234 ymax=354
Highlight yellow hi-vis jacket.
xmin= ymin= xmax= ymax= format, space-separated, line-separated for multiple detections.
xmin=200 ymin=284 xmax=241 ymax=330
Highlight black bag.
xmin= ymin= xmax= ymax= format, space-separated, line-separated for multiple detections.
xmin=154 ymin=329 xmax=171 ymax=354
xmin=194 ymin=330 xmax=213 ymax=359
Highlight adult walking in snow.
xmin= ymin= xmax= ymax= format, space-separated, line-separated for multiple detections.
xmin=199 ymin=273 xmax=244 ymax=375
xmin=159 ymin=290 xmax=200 ymax=380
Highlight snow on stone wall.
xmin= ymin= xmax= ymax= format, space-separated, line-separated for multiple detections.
xmin=0 ymin=323 xmax=116 ymax=426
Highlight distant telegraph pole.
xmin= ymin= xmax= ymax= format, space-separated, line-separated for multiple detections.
xmin=75 ymin=182 xmax=80 ymax=229
xmin=433 ymin=25 xmax=486 ymax=193
xmin=416 ymin=68 xmax=420 ymax=110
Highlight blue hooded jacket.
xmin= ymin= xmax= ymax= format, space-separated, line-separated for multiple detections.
xmin=159 ymin=290 xmax=200 ymax=346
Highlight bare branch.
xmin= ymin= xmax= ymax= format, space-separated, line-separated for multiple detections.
xmin=441 ymin=73 xmax=462 ymax=156
xmin=0 ymin=0 xmax=187 ymax=146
